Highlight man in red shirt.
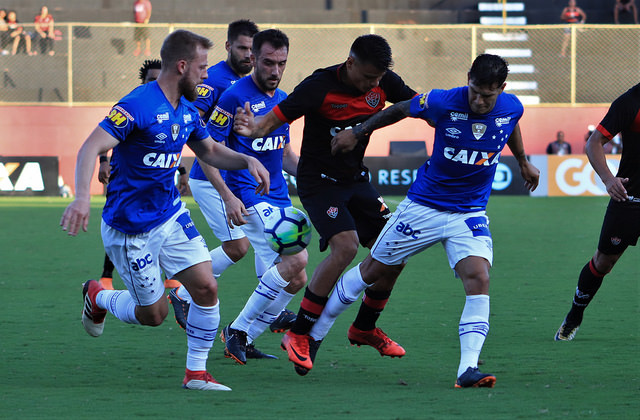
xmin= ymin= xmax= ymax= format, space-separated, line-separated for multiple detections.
xmin=133 ymin=0 xmax=152 ymax=56
xmin=34 ymin=6 xmax=55 ymax=56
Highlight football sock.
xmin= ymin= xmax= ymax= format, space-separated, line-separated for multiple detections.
xmin=101 ymin=254 xmax=114 ymax=278
xmin=210 ymin=246 xmax=235 ymax=278
xmin=458 ymin=294 xmax=490 ymax=378
xmin=311 ymin=263 xmax=368 ymax=341
xmin=247 ymin=290 xmax=295 ymax=343
xmin=186 ymin=301 xmax=220 ymax=372
xmin=352 ymin=287 xmax=391 ymax=332
xmin=567 ymin=258 xmax=605 ymax=324
xmin=291 ymin=287 xmax=328 ymax=335
xmin=97 ymin=290 xmax=140 ymax=324
xmin=231 ymin=265 xmax=289 ymax=333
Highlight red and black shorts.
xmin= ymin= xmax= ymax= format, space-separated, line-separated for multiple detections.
xmin=597 ymin=199 xmax=640 ymax=255
xmin=298 ymin=178 xmax=390 ymax=252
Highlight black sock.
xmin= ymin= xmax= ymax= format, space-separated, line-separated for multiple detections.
xmin=567 ymin=258 xmax=605 ymax=325
xmin=101 ymin=254 xmax=114 ymax=278
xmin=352 ymin=288 xmax=392 ymax=331
xmin=291 ymin=287 xmax=328 ymax=335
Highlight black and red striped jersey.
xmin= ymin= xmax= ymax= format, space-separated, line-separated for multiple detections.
xmin=274 ymin=63 xmax=416 ymax=183
xmin=597 ymin=83 xmax=640 ymax=197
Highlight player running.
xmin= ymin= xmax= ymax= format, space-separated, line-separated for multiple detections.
xmin=234 ymin=34 xmax=416 ymax=375
xmin=206 ymin=29 xmax=308 ymax=365
xmin=329 ymin=53 xmax=540 ymax=387
xmin=60 ymin=29 xmax=270 ymax=391
xmin=555 ymin=83 xmax=640 ymax=341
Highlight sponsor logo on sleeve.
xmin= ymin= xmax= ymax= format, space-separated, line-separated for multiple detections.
xmin=106 ymin=105 xmax=134 ymax=128
xmin=209 ymin=106 xmax=232 ymax=128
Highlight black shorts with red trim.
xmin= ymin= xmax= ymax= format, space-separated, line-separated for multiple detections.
xmin=297 ymin=177 xmax=390 ymax=252
xmin=597 ymin=199 xmax=640 ymax=255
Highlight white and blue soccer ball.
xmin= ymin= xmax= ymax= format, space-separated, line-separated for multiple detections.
xmin=264 ymin=206 xmax=312 ymax=255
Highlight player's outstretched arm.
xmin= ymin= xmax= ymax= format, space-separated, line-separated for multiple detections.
xmin=586 ymin=129 xmax=628 ymax=201
xmin=506 ymin=124 xmax=540 ymax=192
xmin=61 ymin=126 xmax=119 ymax=236
xmin=331 ymin=99 xmax=412 ymax=155
xmin=233 ymin=101 xmax=284 ymax=139
xmin=189 ymin=137 xmax=270 ymax=195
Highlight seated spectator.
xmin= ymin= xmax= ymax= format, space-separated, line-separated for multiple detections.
xmin=0 ymin=9 xmax=10 ymax=55
xmin=34 ymin=6 xmax=55 ymax=56
xmin=614 ymin=0 xmax=638 ymax=24
xmin=7 ymin=10 xmax=33 ymax=56
xmin=547 ymin=130 xmax=572 ymax=155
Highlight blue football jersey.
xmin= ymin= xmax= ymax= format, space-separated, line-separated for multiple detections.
xmin=190 ymin=60 xmax=243 ymax=181
xmin=99 ymin=81 xmax=209 ymax=234
xmin=208 ymin=75 xmax=291 ymax=208
xmin=407 ymin=87 xmax=523 ymax=212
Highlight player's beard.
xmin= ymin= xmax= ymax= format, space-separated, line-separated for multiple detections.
xmin=255 ymin=72 xmax=280 ymax=94
xmin=230 ymin=54 xmax=252 ymax=76
xmin=179 ymin=74 xmax=198 ymax=102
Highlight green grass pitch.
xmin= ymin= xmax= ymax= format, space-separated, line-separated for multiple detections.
xmin=0 ymin=196 xmax=637 ymax=419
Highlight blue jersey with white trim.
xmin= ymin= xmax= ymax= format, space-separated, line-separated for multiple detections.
xmin=407 ymin=87 xmax=523 ymax=212
xmin=208 ymin=75 xmax=291 ymax=208
xmin=190 ymin=60 xmax=242 ymax=181
xmin=99 ymin=81 xmax=209 ymax=234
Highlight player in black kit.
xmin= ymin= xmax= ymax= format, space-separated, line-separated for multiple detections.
xmin=555 ymin=83 xmax=640 ymax=341
xmin=233 ymin=34 xmax=416 ymax=374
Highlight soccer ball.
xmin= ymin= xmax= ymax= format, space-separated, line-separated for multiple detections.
xmin=264 ymin=206 xmax=312 ymax=255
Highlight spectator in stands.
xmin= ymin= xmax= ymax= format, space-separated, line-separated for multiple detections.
xmin=34 ymin=6 xmax=55 ymax=56
xmin=0 ymin=9 xmax=10 ymax=55
xmin=7 ymin=10 xmax=34 ymax=56
xmin=614 ymin=0 xmax=638 ymax=24
xmin=133 ymin=0 xmax=152 ymax=56
xmin=560 ymin=0 xmax=586 ymax=57
xmin=547 ymin=130 xmax=572 ymax=155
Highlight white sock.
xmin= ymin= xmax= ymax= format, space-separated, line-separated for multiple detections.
xmin=96 ymin=290 xmax=140 ymax=324
xmin=210 ymin=246 xmax=235 ymax=278
xmin=186 ymin=301 xmax=220 ymax=372
xmin=247 ymin=290 xmax=295 ymax=343
xmin=457 ymin=294 xmax=490 ymax=378
xmin=310 ymin=263 xmax=368 ymax=341
xmin=231 ymin=265 xmax=289 ymax=333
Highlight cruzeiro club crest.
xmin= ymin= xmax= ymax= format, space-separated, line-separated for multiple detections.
xmin=171 ymin=124 xmax=180 ymax=141
xmin=472 ymin=123 xmax=486 ymax=140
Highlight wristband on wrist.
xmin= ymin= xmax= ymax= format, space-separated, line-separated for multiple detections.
xmin=99 ymin=156 xmax=108 ymax=163
xmin=178 ymin=166 xmax=187 ymax=175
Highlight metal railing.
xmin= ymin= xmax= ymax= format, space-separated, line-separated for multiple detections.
xmin=1 ymin=22 xmax=637 ymax=106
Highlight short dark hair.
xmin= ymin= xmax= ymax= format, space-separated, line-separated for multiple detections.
xmin=350 ymin=34 xmax=393 ymax=71
xmin=252 ymin=29 xmax=289 ymax=57
xmin=160 ymin=29 xmax=213 ymax=67
xmin=138 ymin=59 xmax=161 ymax=83
xmin=468 ymin=54 xmax=509 ymax=87
xmin=227 ymin=19 xmax=259 ymax=43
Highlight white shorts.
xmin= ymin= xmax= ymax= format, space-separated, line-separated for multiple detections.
xmin=189 ymin=178 xmax=246 ymax=242
xmin=370 ymin=198 xmax=493 ymax=270
xmin=101 ymin=204 xmax=211 ymax=306
xmin=240 ymin=202 xmax=283 ymax=270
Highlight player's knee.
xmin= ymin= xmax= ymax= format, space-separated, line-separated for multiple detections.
xmin=222 ymin=239 xmax=250 ymax=261
xmin=330 ymin=240 xmax=359 ymax=266
xmin=593 ymin=252 xmax=619 ymax=274
xmin=286 ymin=270 xmax=308 ymax=293
xmin=189 ymin=280 xmax=219 ymax=306
xmin=282 ymin=249 xmax=309 ymax=277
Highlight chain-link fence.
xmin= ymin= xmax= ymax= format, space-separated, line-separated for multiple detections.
xmin=1 ymin=23 xmax=638 ymax=105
